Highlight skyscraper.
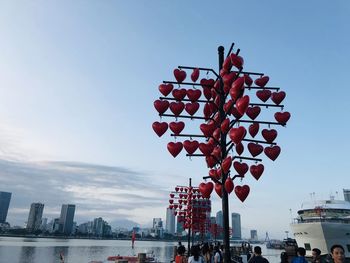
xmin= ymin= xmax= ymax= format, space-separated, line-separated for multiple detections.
xmin=26 ymin=203 xmax=44 ymax=232
xmin=59 ymin=204 xmax=75 ymax=235
xmin=165 ymin=208 xmax=175 ymax=235
xmin=231 ymin=213 xmax=242 ymax=239
xmin=0 ymin=191 xmax=11 ymax=223
xmin=250 ymin=230 xmax=258 ymax=241
xmin=216 ymin=210 xmax=223 ymax=227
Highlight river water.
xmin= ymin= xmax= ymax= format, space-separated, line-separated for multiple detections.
xmin=0 ymin=237 xmax=282 ymax=263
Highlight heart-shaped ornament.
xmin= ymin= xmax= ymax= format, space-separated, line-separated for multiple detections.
xmin=152 ymin=122 xmax=168 ymax=137
xmin=191 ymin=68 xmax=200 ymax=82
xmin=183 ymin=140 xmax=199 ymax=154
xmin=230 ymin=53 xmax=244 ymax=69
xmin=172 ymin=88 xmax=187 ymax=101
xmin=271 ymin=91 xmax=286 ymax=105
xmin=199 ymin=143 xmax=214 ymax=156
xmin=200 ymin=122 xmax=216 ymax=137
xmin=235 ymin=143 xmax=244 ymax=155
xmin=224 ymin=177 xmax=234 ymax=194
xmin=247 ymin=143 xmax=263 ymax=157
xmin=154 ymin=100 xmax=169 ymax=114
xmin=199 ymin=182 xmax=214 ymax=199
xmin=158 ymin=84 xmax=173 ymax=97
xmin=203 ymin=103 xmax=213 ymax=120
xmin=185 ymin=102 xmax=199 ymax=116
xmin=236 ymin=95 xmax=250 ymax=115
xmin=246 ymin=106 xmax=261 ymax=120
xmin=223 ymin=56 xmax=232 ymax=71
xmin=221 ymin=118 xmax=230 ymax=134
xmin=254 ymin=76 xmax=269 ymax=87
xmin=244 ymin=74 xmax=253 ymax=87
xmin=222 ymin=156 xmax=232 ymax=174
xmin=223 ymin=72 xmax=237 ymax=87
xmin=174 ymin=69 xmax=186 ymax=83
xmin=229 ymin=126 xmax=246 ymax=144
xmin=233 ymin=161 xmax=248 ymax=175
xmin=256 ymin=89 xmax=272 ymax=102
xmin=167 ymin=142 xmax=183 ymax=157
xmin=215 ymin=183 xmax=222 ymax=198
xmin=169 ymin=121 xmax=185 ymax=135
xmin=264 ymin=145 xmax=281 ymax=161
xmin=230 ymin=77 xmax=245 ymax=101
xmin=262 ymin=129 xmax=278 ymax=143
xmin=274 ymin=112 xmax=291 ymax=125
xmin=169 ymin=102 xmax=185 ymax=116
xmin=248 ymin=123 xmax=259 ymax=138
xmin=187 ymin=89 xmax=202 ymax=102
xmin=235 ymin=185 xmax=250 ymax=202
xmin=206 ymin=156 xmax=217 ymax=168
xmin=250 ymin=164 xmax=264 ymax=180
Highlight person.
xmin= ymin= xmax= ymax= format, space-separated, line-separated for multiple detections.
xmin=280 ymin=252 xmax=289 ymax=263
xmin=59 ymin=252 xmax=65 ymax=263
xmin=188 ymin=245 xmax=203 ymax=263
xmin=248 ymin=246 xmax=269 ymax=263
xmin=213 ymin=246 xmax=222 ymax=263
xmin=202 ymin=243 xmax=212 ymax=263
xmin=311 ymin=248 xmax=322 ymax=263
xmin=330 ymin=244 xmax=345 ymax=263
xmin=175 ymin=245 xmax=187 ymax=263
xmin=292 ymin=247 xmax=307 ymax=263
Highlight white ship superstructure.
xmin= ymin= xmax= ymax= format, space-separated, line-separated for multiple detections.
xmin=290 ymin=189 xmax=350 ymax=258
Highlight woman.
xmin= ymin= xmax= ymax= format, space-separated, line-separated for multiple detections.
xmin=330 ymin=244 xmax=345 ymax=263
xmin=175 ymin=245 xmax=187 ymax=263
xmin=202 ymin=243 xmax=212 ymax=263
xmin=188 ymin=245 xmax=203 ymax=263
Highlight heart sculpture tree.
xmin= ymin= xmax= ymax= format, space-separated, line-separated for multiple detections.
xmin=153 ymin=43 xmax=291 ymax=262
xmin=168 ymin=179 xmax=211 ymax=253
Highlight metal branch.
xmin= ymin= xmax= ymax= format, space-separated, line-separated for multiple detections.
xmin=163 ymin=81 xmax=211 ymax=87
xmin=230 ymin=119 xmax=285 ymax=126
xmin=160 ymin=113 xmax=213 ymax=121
xmin=245 ymin=86 xmax=280 ymax=91
xmin=159 ymin=97 xmax=208 ymax=103
xmin=226 ymin=139 xmax=277 ymax=146
xmin=178 ymin=66 xmax=220 ymax=78
xmin=232 ymin=156 xmax=262 ymax=162
xmin=249 ymin=103 xmax=284 ymax=108
xmin=202 ymin=175 xmax=221 ymax=185
xmin=226 ymin=43 xmax=235 ymax=57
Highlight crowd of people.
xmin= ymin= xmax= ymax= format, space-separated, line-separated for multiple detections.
xmin=174 ymin=242 xmax=346 ymax=263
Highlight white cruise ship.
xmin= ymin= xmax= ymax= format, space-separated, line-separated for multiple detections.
xmin=290 ymin=189 xmax=350 ymax=258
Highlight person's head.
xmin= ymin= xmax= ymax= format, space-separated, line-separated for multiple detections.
xmin=297 ymin=247 xmax=306 ymax=257
xmin=331 ymin=245 xmax=345 ymax=263
xmin=177 ymin=245 xmax=186 ymax=255
xmin=280 ymin=252 xmax=288 ymax=263
xmin=202 ymin=243 xmax=210 ymax=254
xmin=214 ymin=245 xmax=220 ymax=253
xmin=254 ymin=246 xmax=262 ymax=255
xmin=191 ymin=245 xmax=200 ymax=260
xmin=312 ymin=248 xmax=321 ymax=258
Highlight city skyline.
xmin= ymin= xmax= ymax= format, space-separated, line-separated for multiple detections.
xmin=0 ymin=1 xmax=349 ymax=240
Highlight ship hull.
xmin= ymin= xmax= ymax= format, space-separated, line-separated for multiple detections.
xmin=290 ymin=221 xmax=350 ymax=258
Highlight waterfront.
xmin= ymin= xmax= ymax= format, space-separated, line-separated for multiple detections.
xmin=0 ymin=237 xmax=282 ymax=263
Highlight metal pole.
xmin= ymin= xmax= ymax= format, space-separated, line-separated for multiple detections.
xmin=187 ymin=178 xmax=192 ymax=257
xmin=218 ymin=46 xmax=231 ymax=263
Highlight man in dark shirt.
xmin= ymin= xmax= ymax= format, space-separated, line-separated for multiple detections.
xmin=248 ymin=246 xmax=269 ymax=263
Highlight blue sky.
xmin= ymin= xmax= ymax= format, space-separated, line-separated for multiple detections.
xmin=0 ymin=1 xmax=349 ymax=239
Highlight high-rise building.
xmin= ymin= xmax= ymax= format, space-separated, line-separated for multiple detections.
xmin=26 ymin=203 xmax=44 ymax=232
xmin=344 ymin=189 xmax=350 ymax=202
xmin=216 ymin=211 xmax=223 ymax=227
xmin=231 ymin=213 xmax=242 ymax=239
xmin=59 ymin=204 xmax=75 ymax=235
xmin=152 ymin=218 xmax=164 ymax=238
xmin=165 ymin=208 xmax=175 ymax=235
xmin=176 ymin=216 xmax=185 ymax=235
xmin=0 ymin=191 xmax=11 ymax=223
xmin=250 ymin=230 xmax=258 ymax=241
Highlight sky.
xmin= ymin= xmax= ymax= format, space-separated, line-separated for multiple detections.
xmin=0 ymin=1 xmax=349 ymax=239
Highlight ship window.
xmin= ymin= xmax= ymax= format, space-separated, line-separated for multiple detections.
xmin=347 ymin=245 xmax=350 ymax=252
xmin=304 ymin=243 xmax=311 ymax=250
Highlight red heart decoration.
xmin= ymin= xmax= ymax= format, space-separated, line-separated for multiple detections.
xmin=186 ymin=89 xmax=202 ymax=102
xmin=203 ymin=103 xmax=213 ymax=120
xmin=215 ymin=183 xmax=222 ymax=198
xmin=191 ymin=68 xmax=200 ymax=82
xmin=183 ymin=140 xmax=199 ymax=154
xmin=271 ymin=91 xmax=286 ymax=105
xmin=167 ymin=142 xmax=183 ymax=157
xmin=244 ymin=74 xmax=253 ymax=87
xmin=200 ymin=122 xmax=216 ymax=137
xmin=223 ymin=72 xmax=237 ymax=87
xmin=230 ymin=77 xmax=245 ymax=101
xmin=170 ymin=193 xmax=174 ymax=198
xmin=152 ymin=122 xmax=168 ymax=137
xmin=206 ymin=156 xmax=217 ymax=168
xmin=154 ymin=100 xmax=169 ymax=114
xmin=250 ymin=164 xmax=264 ymax=180
xmin=169 ymin=199 xmax=174 ymax=204
xmin=175 ymin=187 xmax=179 ymax=192
xmin=233 ymin=161 xmax=248 ymax=175
xmin=246 ymin=106 xmax=261 ymax=120
xmin=264 ymin=145 xmax=281 ymax=161
xmin=224 ymin=177 xmax=234 ymax=194
xmin=213 ymin=128 xmax=221 ymax=141
xmin=169 ymin=121 xmax=185 ymax=135
xmin=231 ymin=107 xmax=243 ymax=119
xmin=199 ymin=182 xmax=214 ymax=199
xmin=236 ymin=95 xmax=250 ymax=115
xmin=222 ymin=156 xmax=232 ymax=174
xmin=185 ymin=102 xmax=199 ymax=116
xmin=199 ymin=143 xmax=214 ymax=156
xmin=158 ymin=84 xmax=173 ymax=96
xmin=224 ymin=100 xmax=234 ymax=114
xmin=230 ymin=53 xmax=244 ymax=69
xmin=200 ymin=78 xmax=215 ymax=88
xmin=169 ymin=205 xmax=173 ymax=209
xmin=262 ymin=129 xmax=278 ymax=143
xmin=254 ymin=76 xmax=269 ymax=87
xmin=247 ymin=143 xmax=263 ymax=157
xmin=172 ymin=89 xmax=187 ymax=101
xmin=248 ymin=123 xmax=259 ymax=138
xmin=223 ymin=56 xmax=232 ymax=71
xmin=212 ymin=146 xmax=221 ymax=160
xmin=209 ymin=169 xmax=220 ymax=180
xmin=221 ymin=118 xmax=230 ymax=133
xmin=229 ymin=126 xmax=246 ymax=144
xmin=203 ymin=87 xmax=212 ymax=100
xmin=256 ymin=89 xmax=272 ymax=102
xmin=235 ymin=143 xmax=244 ymax=155
xmin=235 ymin=185 xmax=250 ymax=202
xmin=174 ymin=69 xmax=186 ymax=83
xmin=169 ymin=102 xmax=185 ymax=116
xmin=274 ymin=112 xmax=291 ymax=125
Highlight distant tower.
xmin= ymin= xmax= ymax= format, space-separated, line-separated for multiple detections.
xmin=59 ymin=204 xmax=76 ymax=235
xmin=165 ymin=208 xmax=175 ymax=235
xmin=216 ymin=211 xmax=223 ymax=227
xmin=152 ymin=218 xmax=164 ymax=238
xmin=0 ymin=191 xmax=12 ymax=223
xmin=250 ymin=229 xmax=258 ymax=241
xmin=176 ymin=216 xmax=185 ymax=235
xmin=343 ymin=189 xmax=350 ymax=202
xmin=26 ymin=203 xmax=44 ymax=232
xmin=231 ymin=213 xmax=242 ymax=240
